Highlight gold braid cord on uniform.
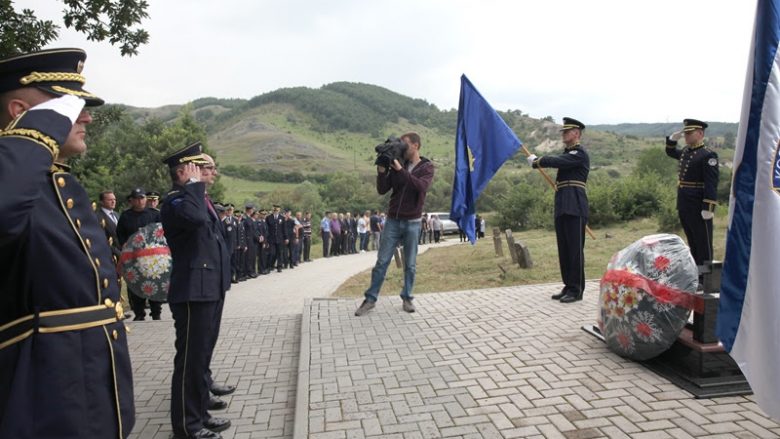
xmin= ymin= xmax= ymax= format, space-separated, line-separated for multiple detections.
xmin=19 ymin=71 xmax=86 ymax=85
xmin=50 ymin=85 xmax=99 ymax=99
xmin=0 ymin=128 xmax=59 ymax=158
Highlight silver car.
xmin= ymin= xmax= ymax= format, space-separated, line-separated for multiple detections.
xmin=427 ymin=212 xmax=460 ymax=235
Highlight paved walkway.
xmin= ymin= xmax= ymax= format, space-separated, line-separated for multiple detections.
xmin=127 ymin=240 xmax=780 ymax=439
xmin=127 ymin=241 xmax=458 ymax=439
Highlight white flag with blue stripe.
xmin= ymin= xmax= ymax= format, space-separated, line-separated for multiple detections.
xmin=717 ymin=0 xmax=780 ymax=421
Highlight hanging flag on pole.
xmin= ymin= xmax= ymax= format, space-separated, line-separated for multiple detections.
xmin=717 ymin=0 xmax=780 ymax=421
xmin=450 ymin=75 xmax=522 ymax=243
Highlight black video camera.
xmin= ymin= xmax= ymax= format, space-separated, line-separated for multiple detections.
xmin=374 ymin=136 xmax=408 ymax=169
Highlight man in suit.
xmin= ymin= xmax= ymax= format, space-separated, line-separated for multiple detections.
xmin=665 ymin=119 xmax=719 ymax=274
xmin=161 ymin=143 xmax=231 ymax=439
xmin=266 ymin=204 xmax=286 ymax=272
xmin=222 ymin=204 xmax=239 ymax=283
xmin=0 ymin=48 xmax=134 ymax=438
xmin=528 ymin=117 xmax=590 ymax=304
xmin=242 ymin=204 xmax=258 ymax=278
xmin=96 ymin=190 xmax=121 ymax=258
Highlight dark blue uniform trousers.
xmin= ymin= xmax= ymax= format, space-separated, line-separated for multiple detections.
xmin=678 ymin=209 xmax=713 ymax=266
xmin=170 ymin=300 xmax=221 ymax=436
xmin=555 ymin=214 xmax=586 ymax=297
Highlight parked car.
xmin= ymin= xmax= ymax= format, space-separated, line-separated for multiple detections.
xmin=427 ymin=212 xmax=459 ymax=235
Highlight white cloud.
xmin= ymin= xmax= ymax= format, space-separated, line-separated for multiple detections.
xmin=20 ymin=0 xmax=755 ymax=123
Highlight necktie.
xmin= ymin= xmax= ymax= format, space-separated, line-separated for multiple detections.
xmin=205 ymin=196 xmax=217 ymax=219
xmin=109 ymin=211 xmax=118 ymax=224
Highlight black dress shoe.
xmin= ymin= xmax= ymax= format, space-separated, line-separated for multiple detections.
xmin=204 ymin=417 xmax=231 ymax=433
xmin=208 ymin=395 xmax=227 ymax=410
xmin=560 ymin=294 xmax=582 ymax=303
xmin=210 ymin=383 xmax=236 ymax=396
xmin=231 ymin=279 xmax=239 ymax=284
xmin=551 ymin=291 xmax=567 ymax=300
xmin=172 ymin=428 xmax=222 ymax=439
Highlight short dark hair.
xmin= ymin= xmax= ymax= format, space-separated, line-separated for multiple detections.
xmin=169 ymin=163 xmax=185 ymax=182
xmin=401 ymin=132 xmax=421 ymax=148
xmin=98 ymin=191 xmax=115 ymax=202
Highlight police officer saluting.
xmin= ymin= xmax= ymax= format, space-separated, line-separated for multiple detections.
xmin=527 ymin=117 xmax=590 ymax=303
xmin=0 ymin=48 xmax=134 ymax=438
xmin=665 ymin=119 xmax=718 ymax=275
xmin=161 ymin=142 xmax=231 ymax=439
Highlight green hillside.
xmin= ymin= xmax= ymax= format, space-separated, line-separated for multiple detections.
xmin=123 ymin=82 xmax=737 ymax=181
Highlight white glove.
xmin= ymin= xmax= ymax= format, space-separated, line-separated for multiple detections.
xmin=526 ymin=154 xmax=538 ymax=166
xmin=30 ymin=94 xmax=85 ymax=125
xmin=669 ymin=130 xmax=683 ymax=141
xmin=701 ymin=210 xmax=714 ymax=220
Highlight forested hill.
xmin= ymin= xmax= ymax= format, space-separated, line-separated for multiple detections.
xmin=122 ymin=82 xmax=737 ymax=175
xmin=590 ymin=122 xmax=739 ymax=138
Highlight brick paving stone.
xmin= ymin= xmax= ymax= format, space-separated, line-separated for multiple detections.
xmin=295 ymin=282 xmax=780 ymax=439
xmin=128 ymin=315 xmax=300 ymax=439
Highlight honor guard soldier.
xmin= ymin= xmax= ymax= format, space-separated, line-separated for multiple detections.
xmin=161 ymin=142 xmax=232 ymax=439
xmin=234 ymin=209 xmax=248 ymax=280
xmin=527 ymin=117 xmax=590 ymax=303
xmin=0 ymin=48 xmax=134 ymax=438
xmin=666 ymin=119 xmax=719 ymax=273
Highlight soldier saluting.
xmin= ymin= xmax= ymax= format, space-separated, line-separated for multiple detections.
xmin=665 ymin=119 xmax=719 ymax=276
xmin=0 ymin=49 xmax=134 ymax=438
xmin=161 ymin=142 xmax=232 ymax=439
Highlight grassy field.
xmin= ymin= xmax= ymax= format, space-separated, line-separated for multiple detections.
xmin=219 ymin=175 xmax=297 ymax=206
xmin=332 ymin=216 xmax=728 ymax=298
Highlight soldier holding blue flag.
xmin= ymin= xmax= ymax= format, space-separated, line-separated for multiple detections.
xmin=527 ymin=117 xmax=590 ymax=303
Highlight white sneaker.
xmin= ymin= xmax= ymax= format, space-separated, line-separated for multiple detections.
xmin=360 ymin=250 xmax=365 ymax=253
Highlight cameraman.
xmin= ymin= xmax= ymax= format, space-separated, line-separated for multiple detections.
xmin=355 ymin=132 xmax=434 ymax=316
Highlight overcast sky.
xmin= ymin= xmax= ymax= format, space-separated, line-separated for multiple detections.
xmin=24 ymin=0 xmax=755 ymax=124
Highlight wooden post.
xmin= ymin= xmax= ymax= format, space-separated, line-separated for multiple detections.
xmin=393 ymin=246 xmax=403 ymax=268
xmin=492 ymin=227 xmax=504 ymax=257
xmin=514 ymin=241 xmax=534 ymax=268
xmin=505 ymin=229 xmax=518 ymax=263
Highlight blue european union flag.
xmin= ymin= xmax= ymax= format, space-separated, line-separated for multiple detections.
xmin=450 ymin=75 xmax=522 ymax=243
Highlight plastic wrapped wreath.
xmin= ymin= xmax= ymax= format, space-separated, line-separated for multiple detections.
xmin=598 ymin=234 xmax=698 ymax=361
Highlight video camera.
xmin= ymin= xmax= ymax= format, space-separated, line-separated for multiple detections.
xmin=374 ymin=136 xmax=408 ymax=169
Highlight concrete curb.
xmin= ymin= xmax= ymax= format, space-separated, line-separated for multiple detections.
xmin=292 ymin=298 xmax=311 ymax=439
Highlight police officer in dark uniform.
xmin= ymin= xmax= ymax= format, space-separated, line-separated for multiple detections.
xmin=161 ymin=142 xmax=232 ymax=439
xmin=528 ymin=117 xmax=590 ymax=303
xmin=117 ymin=187 xmax=164 ymax=320
xmin=234 ymin=209 xmax=248 ymax=281
xmin=255 ymin=210 xmax=269 ymax=274
xmin=146 ymin=190 xmax=161 ymax=211
xmin=266 ymin=204 xmax=287 ymax=272
xmin=666 ymin=119 xmax=719 ymax=270
xmin=0 ymin=48 xmax=134 ymax=438
xmin=222 ymin=204 xmax=239 ymax=283
xmin=242 ymin=204 xmax=258 ymax=278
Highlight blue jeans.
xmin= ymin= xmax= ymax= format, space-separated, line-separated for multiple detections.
xmin=364 ymin=218 xmax=421 ymax=302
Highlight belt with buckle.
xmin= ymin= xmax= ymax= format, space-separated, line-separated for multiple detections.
xmin=678 ymin=180 xmax=705 ymax=188
xmin=556 ymin=180 xmax=587 ymax=190
xmin=0 ymin=300 xmax=124 ymax=350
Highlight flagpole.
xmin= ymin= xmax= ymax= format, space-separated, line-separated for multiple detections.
xmin=520 ymin=145 xmax=596 ymax=240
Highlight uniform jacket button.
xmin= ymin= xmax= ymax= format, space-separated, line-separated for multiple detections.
xmin=103 ymin=278 xmax=109 ymax=288
xmin=85 ymin=238 xmax=92 ymax=248
xmin=112 ymin=330 xmax=119 ymax=340
xmin=104 ymin=298 xmax=114 ymax=307
xmin=57 ymin=177 xmax=66 ymax=187
xmin=66 ymin=198 xmax=74 ymax=209
xmin=75 ymin=218 xmax=81 ymax=228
